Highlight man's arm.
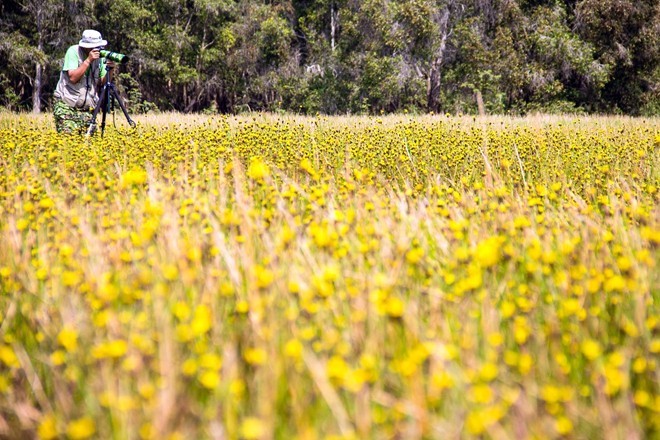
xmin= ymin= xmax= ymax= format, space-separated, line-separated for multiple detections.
xmin=67 ymin=49 xmax=100 ymax=84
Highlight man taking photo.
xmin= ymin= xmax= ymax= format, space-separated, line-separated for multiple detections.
xmin=53 ymin=29 xmax=116 ymax=134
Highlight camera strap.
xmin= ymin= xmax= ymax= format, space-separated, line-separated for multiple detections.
xmin=81 ymin=60 xmax=98 ymax=110
xmin=83 ymin=70 xmax=90 ymax=109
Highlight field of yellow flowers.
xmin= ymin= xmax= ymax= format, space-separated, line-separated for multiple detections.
xmin=0 ymin=112 xmax=658 ymax=439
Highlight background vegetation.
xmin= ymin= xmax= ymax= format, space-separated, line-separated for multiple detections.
xmin=0 ymin=0 xmax=658 ymax=115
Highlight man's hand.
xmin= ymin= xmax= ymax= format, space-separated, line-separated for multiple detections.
xmin=68 ymin=48 xmax=100 ymax=83
xmin=105 ymin=60 xmax=116 ymax=69
xmin=87 ymin=48 xmax=101 ymax=63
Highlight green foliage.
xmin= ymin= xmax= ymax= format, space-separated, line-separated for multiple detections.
xmin=257 ymin=16 xmax=294 ymax=66
xmin=0 ymin=0 xmax=657 ymax=114
xmin=0 ymin=73 xmax=21 ymax=110
xmin=0 ymin=31 xmax=47 ymax=69
xmin=117 ymin=72 xmax=158 ymax=114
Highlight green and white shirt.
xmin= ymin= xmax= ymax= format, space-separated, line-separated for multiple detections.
xmin=54 ymin=45 xmax=108 ymax=109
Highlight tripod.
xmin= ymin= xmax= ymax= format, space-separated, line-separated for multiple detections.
xmin=87 ymin=66 xmax=136 ymax=137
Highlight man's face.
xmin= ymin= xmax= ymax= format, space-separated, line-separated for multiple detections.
xmin=82 ymin=47 xmax=101 ymax=55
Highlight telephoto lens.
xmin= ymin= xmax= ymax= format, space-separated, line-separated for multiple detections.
xmin=99 ymin=50 xmax=129 ymax=64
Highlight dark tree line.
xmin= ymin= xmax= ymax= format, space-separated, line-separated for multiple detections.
xmin=1 ymin=0 xmax=658 ymax=115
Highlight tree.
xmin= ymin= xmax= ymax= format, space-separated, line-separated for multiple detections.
xmin=0 ymin=0 xmax=93 ymax=112
xmin=575 ymin=0 xmax=659 ymax=113
xmin=1 ymin=0 xmax=60 ymax=112
xmin=0 ymin=0 xmax=656 ymax=114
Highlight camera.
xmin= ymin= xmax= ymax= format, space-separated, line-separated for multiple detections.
xmin=99 ymin=49 xmax=129 ymax=64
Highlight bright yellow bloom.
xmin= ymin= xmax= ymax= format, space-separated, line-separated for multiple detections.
xmin=581 ymin=339 xmax=602 ymax=361
xmin=385 ymin=297 xmax=405 ymax=318
xmin=405 ymin=247 xmax=424 ymax=264
xmin=243 ymin=347 xmax=267 ymax=366
xmin=604 ymin=275 xmax=625 ymax=292
xmin=479 ymin=362 xmax=499 ymax=382
xmin=39 ymin=197 xmax=55 ymax=209
xmin=199 ymin=353 xmax=222 ymax=370
xmin=199 ymin=370 xmax=221 ymax=390
xmin=66 ymin=417 xmax=95 ymax=439
xmin=37 ymin=414 xmax=58 ymax=440
xmin=57 ymin=327 xmax=78 ymax=353
xmin=92 ymin=340 xmax=128 ymax=359
xmin=0 ymin=345 xmax=20 ymax=368
xmin=121 ymin=167 xmax=147 ymax=187
xmin=327 ymin=355 xmax=349 ymax=381
xmin=239 ymin=417 xmax=265 ymax=439
xmin=284 ymin=339 xmax=303 ymax=359
xmin=555 ymin=416 xmax=573 ymax=435
xmin=247 ymin=158 xmax=270 ymax=180
xmin=469 ymin=384 xmax=494 ymax=404
xmin=254 ymin=265 xmax=275 ymax=289
xmin=540 ymin=385 xmax=561 ymax=403
xmin=475 ymin=237 xmax=503 ymax=268
xmin=191 ymin=305 xmax=212 ymax=336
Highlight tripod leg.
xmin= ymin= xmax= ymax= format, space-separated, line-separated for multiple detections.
xmin=100 ymin=86 xmax=110 ymax=138
xmin=109 ymin=85 xmax=136 ymax=127
xmin=87 ymin=86 xmax=107 ymax=136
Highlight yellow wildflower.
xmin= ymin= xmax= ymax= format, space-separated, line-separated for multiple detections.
xmin=199 ymin=370 xmax=221 ymax=390
xmin=247 ymin=158 xmax=270 ymax=180
xmin=66 ymin=417 xmax=95 ymax=439
xmin=555 ymin=416 xmax=573 ymax=435
xmin=581 ymin=339 xmax=602 ymax=361
xmin=37 ymin=414 xmax=58 ymax=440
xmin=191 ymin=305 xmax=212 ymax=336
xmin=243 ymin=347 xmax=267 ymax=366
xmin=57 ymin=327 xmax=78 ymax=353
xmin=239 ymin=417 xmax=265 ymax=439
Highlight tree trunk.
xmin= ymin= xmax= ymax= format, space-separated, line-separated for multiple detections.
xmin=476 ymin=89 xmax=485 ymax=116
xmin=427 ymin=65 xmax=440 ymax=112
xmin=32 ymin=61 xmax=42 ymax=113
xmin=426 ymin=9 xmax=450 ymax=112
xmin=32 ymin=14 xmax=44 ymax=114
xmin=330 ymin=2 xmax=337 ymax=53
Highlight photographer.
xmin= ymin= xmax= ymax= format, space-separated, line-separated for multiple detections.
xmin=53 ymin=30 xmax=116 ymax=134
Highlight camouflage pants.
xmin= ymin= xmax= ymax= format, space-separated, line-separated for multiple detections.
xmin=53 ymin=100 xmax=94 ymax=134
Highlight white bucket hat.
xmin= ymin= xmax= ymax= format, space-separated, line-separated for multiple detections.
xmin=79 ymin=29 xmax=107 ymax=48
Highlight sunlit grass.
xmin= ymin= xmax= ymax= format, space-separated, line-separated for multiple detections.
xmin=0 ymin=112 xmax=658 ymax=439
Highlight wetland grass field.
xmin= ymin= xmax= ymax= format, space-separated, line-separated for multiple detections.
xmin=0 ymin=112 xmax=658 ymax=439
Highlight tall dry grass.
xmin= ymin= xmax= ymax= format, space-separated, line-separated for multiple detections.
xmin=0 ymin=111 xmax=658 ymax=439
